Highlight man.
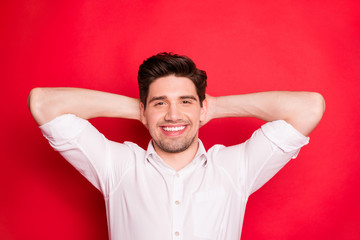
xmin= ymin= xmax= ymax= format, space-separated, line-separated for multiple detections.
xmin=28 ymin=52 xmax=325 ymax=240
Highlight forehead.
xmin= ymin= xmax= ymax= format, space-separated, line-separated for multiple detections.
xmin=148 ymin=75 xmax=198 ymax=99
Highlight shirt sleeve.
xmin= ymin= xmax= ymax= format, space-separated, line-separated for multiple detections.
xmin=39 ymin=114 xmax=135 ymax=197
xmin=216 ymin=120 xmax=309 ymax=197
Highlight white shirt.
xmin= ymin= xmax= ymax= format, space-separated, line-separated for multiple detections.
xmin=40 ymin=114 xmax=309 ymax=240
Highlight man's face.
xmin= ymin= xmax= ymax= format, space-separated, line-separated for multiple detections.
xmin=140 ymin=75 xmax=207 ymax=154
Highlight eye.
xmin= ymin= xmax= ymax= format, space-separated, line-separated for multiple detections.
xmin=154 ymin=101 xmax=165 ymax=106
xmin=182 ymin=100 xmax=192 ymax=104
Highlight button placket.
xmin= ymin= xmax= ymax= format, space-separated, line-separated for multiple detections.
xmin=172 ymin=172 xmax=183 ymax=240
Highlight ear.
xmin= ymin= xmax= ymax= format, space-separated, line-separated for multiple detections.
xmin=199 ymin=98 xmax=208 ymax=122
xmin=140 ymin=102 xmax=148 ymax=127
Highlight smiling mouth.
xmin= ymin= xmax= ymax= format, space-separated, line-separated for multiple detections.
xmin=161 ymin=126 xmax=186 ymax=132
xmin=160 ymin=124 xmax=188 ymax=136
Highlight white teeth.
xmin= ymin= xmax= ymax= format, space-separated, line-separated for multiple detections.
xmin=162 ymin=126 xmax=186 ymax=132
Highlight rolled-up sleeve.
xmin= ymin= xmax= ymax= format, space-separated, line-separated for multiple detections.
xmin=39 ymin=114 xmax=134 ymax=197
xmin=243 ymin=120 xmax=309 ymax=196
xmin=261 ymin=120 xmax=309 ymax=156
xmin=40 ymin=114 xmax=90 ymax=150
xmin=215 ymin=120 xmax=309 ymax=197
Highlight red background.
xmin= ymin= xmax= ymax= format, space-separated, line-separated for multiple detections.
xmin=1 ymin=0 xmax=359 ymax=239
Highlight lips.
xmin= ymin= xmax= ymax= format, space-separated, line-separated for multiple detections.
xmin=160 ymin=125 xmax=188 ymax=136
xmin=162 ymin=126 xmax=186 ymax=132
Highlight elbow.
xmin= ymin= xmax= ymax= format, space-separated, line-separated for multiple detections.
xmin=287 ymin=92 xmax=326 ymax=136
xmin=309 ymin=92 xmax=326 ymax=123
xmin=300 ymin=92 xmax=325 ymax=135
xmin=28 ymin=87 xmax=48 ymax=125
xmin=28 ymin=88 xmax=42 ymax=114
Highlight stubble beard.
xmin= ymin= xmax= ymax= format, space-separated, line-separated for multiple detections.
xmin=153 ymin=134 xmax=198 ymax=153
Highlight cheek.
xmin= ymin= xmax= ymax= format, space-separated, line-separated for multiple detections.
xmin=146 ymin=112 xmax=162 ymax=127
xmin=187 ymin=111 xmax=202 ymax=123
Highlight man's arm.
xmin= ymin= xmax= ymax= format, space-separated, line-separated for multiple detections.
xmin=204 ymin=91 xmax=325 ymax=136
xmin=28 ymin=87 xmax=140 ymax=126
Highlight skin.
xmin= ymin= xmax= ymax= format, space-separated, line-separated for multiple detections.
xmin=140 ymin=75 xmax=207 ymax=170
xmin=28 ymin=79 xmax=325 ymax=171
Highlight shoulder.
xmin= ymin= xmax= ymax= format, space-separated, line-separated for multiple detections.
xmin=206 ymin=144 xmax=245 ymax=171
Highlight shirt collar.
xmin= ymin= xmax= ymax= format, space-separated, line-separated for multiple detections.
xmin=144 ymin=139 xmax=208 ymax=168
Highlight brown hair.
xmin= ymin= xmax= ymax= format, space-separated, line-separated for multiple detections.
xmin=138 ymin=52 xmax=207 ymax=108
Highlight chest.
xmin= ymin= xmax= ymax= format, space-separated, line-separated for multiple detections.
xmin=109 ymin=162 xmax=245 ymax=239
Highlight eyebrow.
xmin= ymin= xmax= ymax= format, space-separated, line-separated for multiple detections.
xmin=148 ymin=95 xmax=198 ymax=104
xmin=179 ymin=95 xmax=198 ymax=101
xmin=148 ymin=96 xmax=167 ymax=104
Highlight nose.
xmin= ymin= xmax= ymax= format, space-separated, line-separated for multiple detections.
xmin=164 ymin=103 xmax=182 ymax=121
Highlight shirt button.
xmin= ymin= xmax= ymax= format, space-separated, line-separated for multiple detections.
xmin=175 ymin=200 xmax=180 ymax=205
xmin=175 ymin=173 xmax=180 ymax=178
xmin=175 ymin=231 xmax=180 ymax=236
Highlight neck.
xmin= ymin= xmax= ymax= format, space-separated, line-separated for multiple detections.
xmin=154 ymin=139 xmax=199 ymax=171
